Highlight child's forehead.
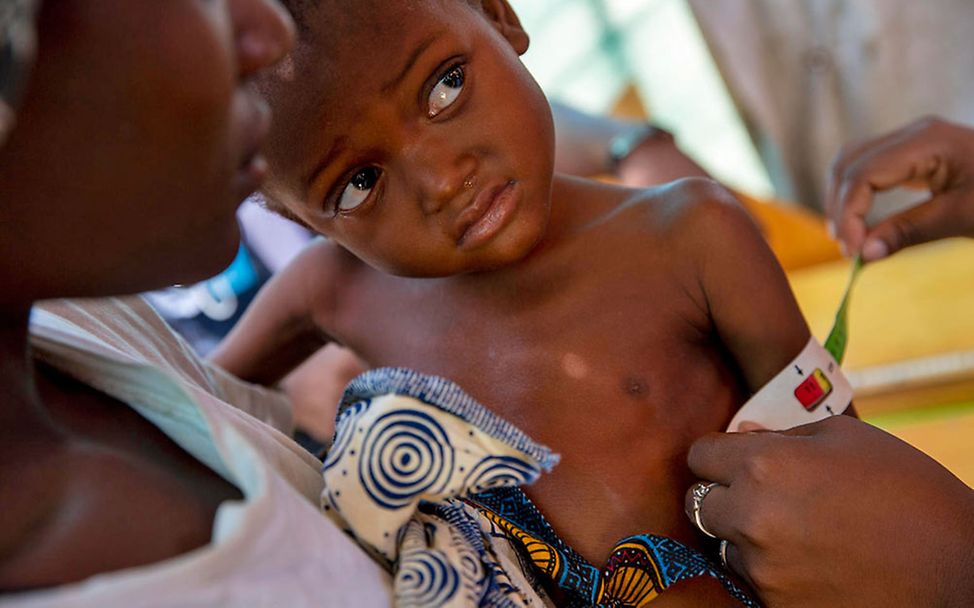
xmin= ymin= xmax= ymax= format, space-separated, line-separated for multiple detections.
xmin=291 ymin=0 xmax=481 ymax=97
xmin=263 ymin=0 xmax=484 ymax=191
xmin=304 ymin=0 xmax=470 ymax=49
xmin=286 ymin=0 xmax=475 ymax=126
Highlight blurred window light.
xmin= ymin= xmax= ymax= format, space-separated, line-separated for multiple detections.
xmin=513 ymin=0 xmax=775 ymax=198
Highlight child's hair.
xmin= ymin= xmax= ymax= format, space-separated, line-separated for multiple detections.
xmin=279 ymin=0 xmax=483 ymax=36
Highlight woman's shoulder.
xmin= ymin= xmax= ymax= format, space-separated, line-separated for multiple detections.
xmin=32 ymin=296 xmax=217 ymax=389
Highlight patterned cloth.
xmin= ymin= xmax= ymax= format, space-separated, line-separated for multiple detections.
xmin=322 ymin=368 xmax=757 ymax=607
xmin=0 ymin=0 xmax=39 ymax=146
xmin=472 ymin=488 xmax=757 ymax=607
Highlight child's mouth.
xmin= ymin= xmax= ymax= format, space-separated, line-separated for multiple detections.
xmin=456 ymin=180 xmax=519 ymax=249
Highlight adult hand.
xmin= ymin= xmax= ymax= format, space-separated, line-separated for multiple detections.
xmin=685 ymin=415 xmax=974 ymax=607
xmin=826 ymin=117 xmax=974 ymax=261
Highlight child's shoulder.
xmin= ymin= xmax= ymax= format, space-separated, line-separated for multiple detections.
xmin=626 ymin=177 xmax=751 ymax=235
xmin=587 ymin=177 xmax=759 ymax=258
xmin=284 ymin=237 xmax=367 ymax=281
xmin=270 ymin=237 xmax=372 ymax=311
xmin=560 ymin=175 xmax=760 ymax=260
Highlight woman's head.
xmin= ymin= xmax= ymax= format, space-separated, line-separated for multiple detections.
xmin=0 ymin=0 xmax=294 ymax=305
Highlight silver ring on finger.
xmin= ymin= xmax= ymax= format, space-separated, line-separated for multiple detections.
xmin=689 ymin=481 xmax=720 ymax=539
xmin=719 ymin=538 xmax=730 ymax=569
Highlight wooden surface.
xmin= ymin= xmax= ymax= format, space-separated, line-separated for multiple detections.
xmin=789 ymin=238 xmax=974 ymax=374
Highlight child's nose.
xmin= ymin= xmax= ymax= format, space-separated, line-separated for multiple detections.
xmin=231 ymin=0 xmax=296 ymax=77
xmin=405 ymin=135 xmax=478 ymax=215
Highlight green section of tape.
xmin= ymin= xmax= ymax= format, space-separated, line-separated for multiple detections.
xmin=824 ymin=256 xmax=864 ymax=364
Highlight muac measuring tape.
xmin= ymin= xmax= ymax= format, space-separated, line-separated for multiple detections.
xmin=726 ymin=257 xmax=864 ymax=432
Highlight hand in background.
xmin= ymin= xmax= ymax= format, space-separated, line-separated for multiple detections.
xmin=826 ymin=117 xmax=974 ymax=261
xmin=550 ymin=101 xmax=708 ymax=186
xmin=686 ymin=415 xmax=974 ymax=607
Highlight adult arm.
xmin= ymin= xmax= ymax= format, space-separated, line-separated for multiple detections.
xmin=551 ymin=101 xmax=710 ymax=186
xmin=685 ymin=415 xmax=974 ymax=606
xmin=826 ymin=116 xmax=974 ymax=261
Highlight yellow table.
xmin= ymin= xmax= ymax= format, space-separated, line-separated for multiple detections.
xmin=788 ymin=239 xmax=974 ymax=485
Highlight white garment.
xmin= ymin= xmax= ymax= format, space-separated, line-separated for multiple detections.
xmin=689 ymin=0 xmax=974 ymax=209
xmin=2 ymin=297 xmax=392 ymax=607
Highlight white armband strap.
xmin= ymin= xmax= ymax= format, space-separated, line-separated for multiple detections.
xmin=726 ymin=337 xmax=852 ymax=432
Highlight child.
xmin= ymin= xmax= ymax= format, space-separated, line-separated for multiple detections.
xmin=213 ymin=0 xmax=812 ymax=604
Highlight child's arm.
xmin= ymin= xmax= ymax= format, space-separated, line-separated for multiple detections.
xmin=209 ymin=241 xmax=337 ymax=386
xmin=675 ymin=180 xmax=832 ymax=399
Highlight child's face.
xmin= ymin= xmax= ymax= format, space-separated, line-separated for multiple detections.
xmin=264 ymin=0 xmax=555 ymax=277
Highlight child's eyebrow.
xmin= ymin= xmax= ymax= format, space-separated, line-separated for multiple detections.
xmin=380 ymin=30 xmax=446 ymax=94
xmin=304 ymin=134 xmax=350 ymax=190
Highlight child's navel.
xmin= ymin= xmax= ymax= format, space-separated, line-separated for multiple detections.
xmin=622 ymin=376 xmax=651 ymax=400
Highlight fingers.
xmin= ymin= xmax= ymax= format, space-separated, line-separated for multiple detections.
xmin=684 ymin=481 xmax=735 ymax=541
xmin=231 ymin=0 xmax=296 ymax=76
xmin=687 ymin=430 xmax=777 ymax=486
xmin=685 ymin=417 xmax=868 ymax=601
xmin=683 ymin=485 xmax=759 ymax=592
xmin=685 ymin=421 xmax=838 ymax=540
xmin=690 ymin=416 xmax=848 ymax=485
xmin=826 ymin=118 xmax=948 ymax=255
xmin=825 ymin=130 xmax=905 ymax=251
xmin=859 ymin=191 xmax=963 ymax=261
xmin=719 ymin=540 xmax=757 ymax=590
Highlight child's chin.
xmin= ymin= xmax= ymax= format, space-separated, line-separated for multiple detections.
xmin=370 ymin=259 xmax=454 ymax=279
xmin=471 ymin=241 xmax=543 ymax=274
xmin=500 ymin=223 xmax=548 ymax=260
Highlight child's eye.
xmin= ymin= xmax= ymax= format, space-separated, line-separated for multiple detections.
xmin=337 ymin=167 xmax=381 ymax=212
xmin=427 ymin=64 xmax=465 ymax=118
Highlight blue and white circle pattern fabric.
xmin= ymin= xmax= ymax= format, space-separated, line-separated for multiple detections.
xmin=464 ymin=455 xmax=542 ymax=494
xmin=321 ymin=368 xmax=560 ymax=605
xmin=322 ymin=391 xmax=550 ymax=561
xmin=396 ymin=547 xmax=461 ymax=608
xmin=322 ymin=400 xmax=366 ymax=472
xmin=360 ymin=409 xmax=455 ymax=509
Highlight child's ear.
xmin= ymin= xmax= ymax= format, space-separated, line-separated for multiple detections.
xmin=478 ymin=0 xmax=529 ymax=54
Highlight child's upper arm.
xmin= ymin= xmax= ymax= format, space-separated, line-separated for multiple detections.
xmin=209 ymin=240 xmax=338 ymax=386
xmin=677 ymin=180 xmax=811 ymax=394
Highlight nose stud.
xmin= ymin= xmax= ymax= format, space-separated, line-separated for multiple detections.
xmin=463 ymin=176 xmax=476 ymax=190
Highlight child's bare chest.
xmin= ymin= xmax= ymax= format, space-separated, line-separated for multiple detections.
xmin=329 ymin=240 xmax=746 ymax=560
xmin=336 ymin=231 xmax=739 ymax=417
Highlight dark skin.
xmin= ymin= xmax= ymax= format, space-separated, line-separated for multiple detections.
xmin=213 ymin=1 xmax=811 ymax=603
xmin=0 ymin=362 xmax=242 ymax=590
xmin=679 ymin=116 xmax=974 ymax=607
xmin=217 ymin=178 xmax=809 ymax=608
xmin=0 ymin=0 xmax=294 ymax=590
